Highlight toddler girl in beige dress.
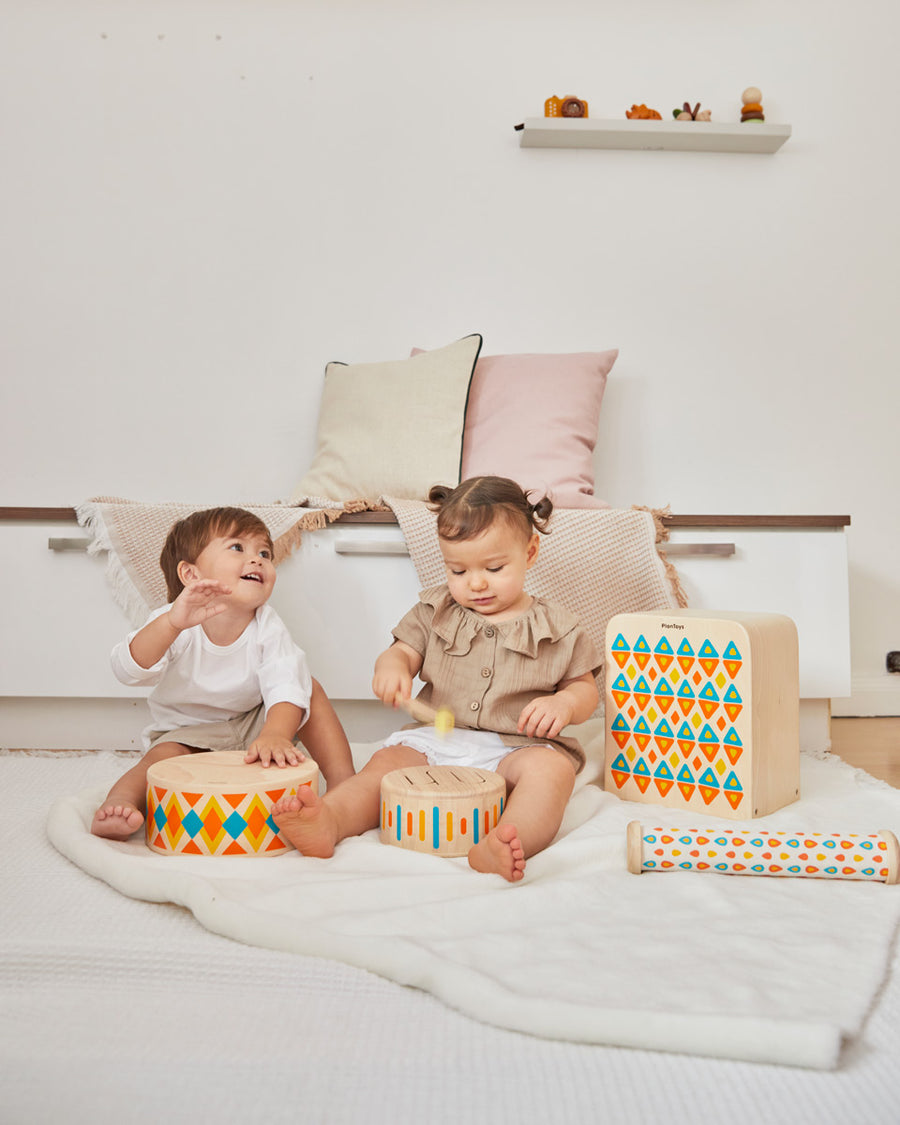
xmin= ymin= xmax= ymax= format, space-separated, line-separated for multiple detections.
xmin=272 ymin=476 xmax=601 ymax=882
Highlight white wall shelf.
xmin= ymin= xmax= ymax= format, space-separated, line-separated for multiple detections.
xmin=515 ymin=117 xmax=791 ymax=154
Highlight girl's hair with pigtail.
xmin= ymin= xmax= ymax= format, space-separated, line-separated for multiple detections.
xmin=428 ymin=476 xmax=553 ymax=543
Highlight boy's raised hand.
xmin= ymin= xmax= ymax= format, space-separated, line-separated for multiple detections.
xmin=166 ymin=579 xmax=231 ymax=631
xmin=128 ymin=579 xmax=233 ymax=670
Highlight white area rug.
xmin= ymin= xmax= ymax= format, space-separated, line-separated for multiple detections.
xmin=45 ymin=736 xmax=900 ymax=1071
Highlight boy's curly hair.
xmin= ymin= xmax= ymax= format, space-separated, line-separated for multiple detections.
xmin=428 ymin=476 xmax=553 ymax=543
xmin=159 ymin=507 xmax=274 ymax=602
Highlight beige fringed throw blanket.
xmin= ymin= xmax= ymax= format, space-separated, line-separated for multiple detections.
xmin=77 ymin=496 xmax=686 ymax=670
xmin=76 ymin=495 xmax=378 ymax=626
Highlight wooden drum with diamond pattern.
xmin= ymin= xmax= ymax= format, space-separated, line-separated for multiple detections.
xmin=146 ymin=750 xmax=319 ymax=856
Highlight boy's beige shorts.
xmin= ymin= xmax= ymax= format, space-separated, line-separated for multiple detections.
xmin=146 ymin=703 xmax=266 ymax=754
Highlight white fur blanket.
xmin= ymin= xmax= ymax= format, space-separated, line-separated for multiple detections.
xmin=47 ymin=732 xmax=900 ymax=1070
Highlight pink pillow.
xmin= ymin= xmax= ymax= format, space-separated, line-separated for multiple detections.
xmin=414 ymin=348 xmax=617 ymax=507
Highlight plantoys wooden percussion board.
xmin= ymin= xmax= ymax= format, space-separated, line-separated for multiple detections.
xmin=380 ymin=765 xmax=506 ymax=857
xmin=605 ymin=610 xmax=800 ymax=819
xmin=146 ymin=750 xmax=319 ymax=856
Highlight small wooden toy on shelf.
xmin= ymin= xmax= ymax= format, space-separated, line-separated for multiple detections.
xmin=673 ymin=101 xmax=711 ymax=122
xmin=545 ymin=95 xmax=589 ymax=118
xmin=741 ymin=86 xmax=765 ymax=123
xmin=625 ymin=103 xmax=662 ymax=120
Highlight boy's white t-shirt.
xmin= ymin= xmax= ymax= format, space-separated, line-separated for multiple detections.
xmin=111 ymin=603 xmax=312 ymax=747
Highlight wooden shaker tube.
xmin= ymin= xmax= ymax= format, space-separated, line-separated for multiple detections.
xmin=627 ymin=821 xmax=899 ymax=883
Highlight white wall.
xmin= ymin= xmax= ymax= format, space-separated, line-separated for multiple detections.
xmin=2 ymin=0 xmax=898 ymax=712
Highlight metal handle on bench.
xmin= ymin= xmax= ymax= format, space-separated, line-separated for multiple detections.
xmin=331 ymin=540 xmax=735 ymax=559
xmin=334 ymin=538 xmax=410 ymax=556
xmin=663 ymin=543 xmax=735 ymax=557
xmin=48 ymin=537 xmax=90 ymax=552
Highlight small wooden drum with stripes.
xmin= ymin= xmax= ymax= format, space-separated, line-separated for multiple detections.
xmin=380 ymin=765 xmax=506 ymax=857
xmin=146 ymin=750 xmax=319 ymax=857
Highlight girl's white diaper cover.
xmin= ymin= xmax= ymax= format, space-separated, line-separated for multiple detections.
xmin=382 ymin=727 xmax=513 ymax=772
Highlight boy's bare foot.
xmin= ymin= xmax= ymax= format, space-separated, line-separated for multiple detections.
xmin=92 ymin=802 xmax=144 ymax=840
xmin=467 ymin=822 xmax=526 ymax=882
xmin=271 ymin=786 xmax=339 ymax=858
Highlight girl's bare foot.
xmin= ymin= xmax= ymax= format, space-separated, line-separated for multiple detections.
xmin=92 ymin=802 xmax=144 ymax=840
xmin=467 ymin=822 xmax=526 ymax=882
xmin=271 ymin=786 xmax=339 ymax=858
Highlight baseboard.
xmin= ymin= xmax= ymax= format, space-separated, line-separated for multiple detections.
xmin=0 ymin=697 xmax=147 ymax=751
xmin=831 ymin=677 xmax=900 ymax=717
xmin=799 ymin=700 xmax=832 ymax=755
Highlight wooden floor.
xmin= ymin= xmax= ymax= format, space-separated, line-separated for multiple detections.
xmin=831 ymin=716 xmax=900 ymax=788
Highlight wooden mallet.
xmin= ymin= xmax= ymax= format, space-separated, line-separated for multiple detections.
xmin=396 ymin=695 xmax=455 ymax=738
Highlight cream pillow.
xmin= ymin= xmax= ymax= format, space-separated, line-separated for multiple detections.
xmin=295 ymin=334 xmax=482 ymax=501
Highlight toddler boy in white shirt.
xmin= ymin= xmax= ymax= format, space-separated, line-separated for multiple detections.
xmin=92 ymin=506 xmax=354 ymax=839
